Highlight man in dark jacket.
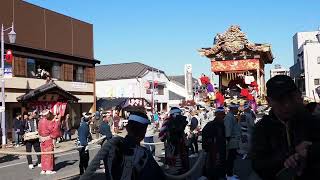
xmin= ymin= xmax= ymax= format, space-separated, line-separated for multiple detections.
xmin=13 ymin=113 xmax=23 ymax=146
xmin=202 ymin=107 xmax=226 ymax=180
xmin=251 ymin=75 xmax=320 ymax=180
xmin=78 ymin=112 xmax=92 ymax=175
xmin=99 ymin=114 xmax=113 ymax=145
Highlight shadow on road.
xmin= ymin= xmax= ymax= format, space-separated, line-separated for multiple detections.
xmin=66 ymin=172 xmax=105 ymax=180
xmin=55 ymin=160 xmax=78 ymax=171
xmin=0 ymin=154 xmax=20 ymax=163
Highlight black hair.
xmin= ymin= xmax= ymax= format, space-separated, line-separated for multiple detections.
xmin=306 ymin=102 xmax=318 ymax=113
xmin=126 ymin=111 xmax=148 ymax=138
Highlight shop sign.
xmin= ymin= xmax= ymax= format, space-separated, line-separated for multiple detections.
xmin=4 ymin=67 xmax=12 ymax=78
xmin=72 ymin=82 xmax=87 ymax=90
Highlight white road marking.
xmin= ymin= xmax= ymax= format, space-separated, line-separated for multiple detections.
xmin=0 ymin=146 xmax=100 ymax=169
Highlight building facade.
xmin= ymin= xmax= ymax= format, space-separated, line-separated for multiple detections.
xmin=290 ymin=31 xmax=320 ymax=101
xmin=167 ymin=75 xmax=188 ymax=107
xmin=270 ymin=64 xmax=290 ymax=78
xmin=0 ymin=0 xmax=99 ymax=136
xmin=96 ymin=62 xmax=169 ymax=112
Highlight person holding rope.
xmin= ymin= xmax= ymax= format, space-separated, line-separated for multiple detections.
xmin=38 ymin=109 xmax=61 ymax=175
xmin=224 ymin=103 xmax=240 ymax=180
xmin=108 ymin=111 xmax=165 ymax=180
xmin=99 ymin=113 xmax=113 ymax=146
xmin=78 ymin=112 xmax=92 ymax=175
xmin=159 ymin=107 xmax=189 ymax=175
xmin=24 ymin=110 xmax=41 ymax=170
xmin=251 ymin=75 xmax=320 ymax=180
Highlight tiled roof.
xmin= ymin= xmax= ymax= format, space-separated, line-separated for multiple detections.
xmin=16 ymin=81 xmax=79 ymax=102
xmin=169 ymin=91 xmax=185 ymax=100
xmin=96 ymin=62 xmax=164 ymax=81
xmin=168 ymin=75 xmax=198 ymax=87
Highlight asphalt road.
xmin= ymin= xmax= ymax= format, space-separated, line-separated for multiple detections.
xmin=0 ymin=145 xmax=101 ymax=180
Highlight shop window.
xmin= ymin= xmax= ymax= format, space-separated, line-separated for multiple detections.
xmin=315 ymin=79 xmax=320 ymax=85
xmin=85 ymin=67 xmax=95 ymax=83
xmin=146 ymin=83 xmax=164 ymax=95
xmin=51 ymin=62 xmax=61 ymax=80
xmin=63 ymin=64 xmax=73 ymax=81
xmin=35 ymin=60 xmax=52 ymax=79
xmin=13 ymin=57 xmax=26 ymax=77
xmin=73 ymin=65 xmax=84 ymax=82
xmin=27 ymin=59 xmax=36 ymax=78
xmin=157 ymin=85 xmax=164 ymax=95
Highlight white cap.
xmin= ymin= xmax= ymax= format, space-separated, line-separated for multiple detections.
xmin=128 ymin=114 xmax=150 ymax=124
xmin=82 ymin=112 xmax=91 ymax=118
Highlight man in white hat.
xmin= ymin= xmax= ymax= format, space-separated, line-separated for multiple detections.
xmin=103 ymin=111 xmax=165 ymax=180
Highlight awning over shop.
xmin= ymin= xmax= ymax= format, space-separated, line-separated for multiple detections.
xmin=97 ymin=97 xmax=151 ymax=112
xmin=17 ymin=81 xmax=79 ymax=103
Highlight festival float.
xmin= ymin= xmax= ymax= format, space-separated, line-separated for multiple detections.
xmin=199 ymin=25 xmax=273 ymax=105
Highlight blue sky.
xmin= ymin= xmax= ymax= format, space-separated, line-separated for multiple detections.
xmin=26 ymin=0 xmax=320 ymax=80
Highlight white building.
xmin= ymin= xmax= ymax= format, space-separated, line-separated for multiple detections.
xmin=167 ymin=75 xmax=198 ymax=107
xmin=167 ymin=76 xmax=188 ymax=107
xmin=290 ymin=30 xmax=320 ymax=101
xmin=270 ymin=64 xmax=290 ymax=78
xmin=96 ymin=62 xmax=170 ymax=111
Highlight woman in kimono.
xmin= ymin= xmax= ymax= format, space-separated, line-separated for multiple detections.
xmin=38 ymin=109 xmax=61 ymax=175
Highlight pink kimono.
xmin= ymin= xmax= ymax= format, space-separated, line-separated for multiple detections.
xmin=38 ymin=117 xmax=61 ymax=171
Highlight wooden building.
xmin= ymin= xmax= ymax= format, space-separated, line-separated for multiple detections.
xmin=0 ymin=0 xmax=99 ymax=139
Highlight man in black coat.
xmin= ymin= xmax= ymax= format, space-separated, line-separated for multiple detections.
xmin=202 ymin=107 xmax=226 ymax=180
xmin=13 ymin=113 xmax=23 ymax=146
xmin=251 ymin=75 xmax=320 ymax=180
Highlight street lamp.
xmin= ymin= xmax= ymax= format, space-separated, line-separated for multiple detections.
xmin=1 ymin=22 xmax=16 ymax=146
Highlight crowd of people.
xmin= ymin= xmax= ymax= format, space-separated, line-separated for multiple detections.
xmin=9 ymin=75 xmax=320 ymax=180
xmin=83 ymin=75 xmax=320 ymax=180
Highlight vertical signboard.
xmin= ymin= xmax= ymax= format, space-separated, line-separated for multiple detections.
xmin=184 ymin=64 xmax=193 ymax=100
